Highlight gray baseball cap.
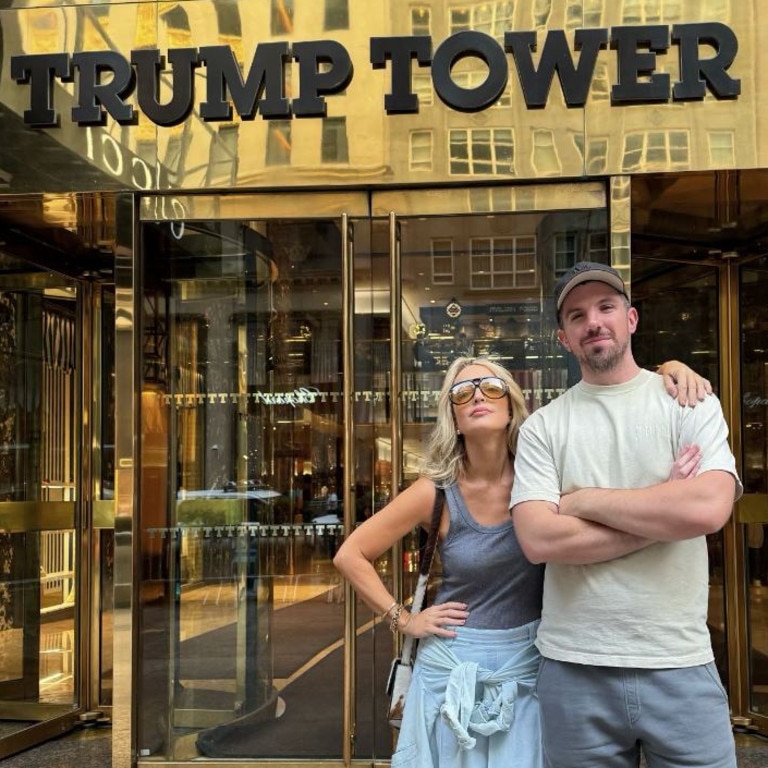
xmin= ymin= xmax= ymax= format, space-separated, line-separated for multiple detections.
xmin=554 ymin=261 xmax=628 ymax=311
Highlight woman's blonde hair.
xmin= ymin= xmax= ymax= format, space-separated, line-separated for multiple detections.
xmin=420 ymin=357 xmax=529 ymax=485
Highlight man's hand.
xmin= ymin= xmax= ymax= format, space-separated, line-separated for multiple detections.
xmin=658 ymin=360 xmax=712 ymax=407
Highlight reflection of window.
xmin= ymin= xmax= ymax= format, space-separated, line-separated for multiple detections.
xmin=470 ymin=236 xmax=536 ymax=289
xmin=591 ymin=61 xmax=610 ymax=101
xmin=208 ymin=125 xmax=239 ymax=185
xmin=622 ymin=130 xmax=690 ymax=171
xmin=623 ymin=0 xmax=681 ymax=23
xmin=413 ymin=73 xmax=434 ymax=106
xmin=266 ymin=120 xmax=292 ymax=165
xmin=468 ymin=187 xmax=516 ymax=212
xmin=585 ymin=0 xmax=605 ymax=25
xmin=566 ymin=1 xmax=581 ymax=28
xmin=322 ymin=117 xmax=349 ymax=163
xmin=568 ymin=0 xmax=605 ymax=26
xmin=164 ymin=129 xmax=192 ymax=177
xmin=573 ymin=134 xmax=585 ymax=161
xmin=452 ymin=70 xmax=510 ymax=106
xmin=450 ymin=1 xmax=514 ymax=41
xmin=325 ymin=0 xmax=349 ymax=30
xmin=271 ymin=0 xmax=294 ymax=34
xmin=554 ymin=234 xmax=577 ymax=276
xmin=214 ymin=1 xmax=244 ymax=64
xmin=532 ymin=129 xmax=561 ymax=175
xmin=161 ymin=4 xmax=192 ymax=44
xmin=586 ymin=138 xmax=608 ymax=174
xmin=534 ymin=0 xmax=552 ymax=26
xmin=410 ymin=131 xmax=433 ymax=171
xmin=450 ymin=129 xmax=514 ymax=175
xmin=214 ymin=1 xmax=242 ymax=36
xmin=708 ymin=131 xmax=735 ymax=167
xmin=411 ymin=6 xmax=431 ymax=34
xmin=431 ymin=240 xmax=454 ymax=284
xmin=588 ymin=232 xmax=608 ymax=262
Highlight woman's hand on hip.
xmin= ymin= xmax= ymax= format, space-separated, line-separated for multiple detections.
xmin=402 ymin=601 xmax=468 ymax=638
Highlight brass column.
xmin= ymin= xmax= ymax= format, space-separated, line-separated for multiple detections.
xmin=112 ymin=194 xmax=138 ymax=768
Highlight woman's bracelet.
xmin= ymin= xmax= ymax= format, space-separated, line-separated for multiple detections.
xmin=381 ymin=600 xmax=397 ymax=619
xmin=389 ymin=603 xmax=405 ymax=633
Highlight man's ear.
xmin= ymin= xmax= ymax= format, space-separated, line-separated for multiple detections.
xmin=557 ymin=328 xmax=571 ymax=351
xmin=628 ymin=306 xmax=639 ymax=334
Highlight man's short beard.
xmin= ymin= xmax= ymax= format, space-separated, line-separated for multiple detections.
xmin=580 ymin=337 xmax=630 ymax=374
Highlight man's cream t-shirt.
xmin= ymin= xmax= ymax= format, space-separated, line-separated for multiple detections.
xmin=510 ymin=369 xmax=742 ymax=667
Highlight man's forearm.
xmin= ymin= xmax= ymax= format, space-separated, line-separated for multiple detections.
xmin=561 ymin=472 xmax=736 ymax=541
xmin=513 ymin=502 xmax=655 ymax=564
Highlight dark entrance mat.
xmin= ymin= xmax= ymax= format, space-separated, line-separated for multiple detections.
xmin=179 ymin=593 xmax=345 ymax=681
xmin=193 ymin=620 xmax=393 ymax=759
xmin=179 ymin=593 xmax=394 ymax=759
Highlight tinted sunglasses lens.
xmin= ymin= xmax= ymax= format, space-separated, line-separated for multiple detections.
xmin=480 ymin=378 xmax=507 ymax=398
xmin=449 ymin=382 xmax=476 ymax=404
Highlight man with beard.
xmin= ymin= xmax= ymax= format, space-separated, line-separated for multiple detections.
xmin=511 ymin=262 xmax=742 ymax=768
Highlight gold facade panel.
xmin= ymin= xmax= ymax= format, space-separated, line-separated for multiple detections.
xmin=0 ymin=1 xmax=765 ymax=192
xmin=0 ymin=0 xmax=768 ymax=190
xmin=140 ymin=191 xmax=369 ymax=221
xmin=373 ymin=182 xmax=605 ymax=216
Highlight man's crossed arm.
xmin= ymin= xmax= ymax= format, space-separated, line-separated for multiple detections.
xmin=512 ymin=471 xmax=736 ymax=565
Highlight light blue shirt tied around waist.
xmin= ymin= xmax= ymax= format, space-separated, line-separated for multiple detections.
xmin=391 ymin=626 xmax=539 ymax=766
xmin=442 ymin=659 xmax=531 ymax=748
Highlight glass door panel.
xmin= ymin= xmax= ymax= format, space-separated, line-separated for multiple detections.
xmin=739 ymin=257 xmax=768 ymax=727
xmin=138 ymin=217 xmax=347 ymax=760
xmin=0 ymin=255 xmax=81 ymax=751
xmin=347 ymin=216 xmax=398 ymax=760
xmin=343 ymin=204 xmax=611 ymax=758
xmin=398 ymin=208 xmax=610 ymax=453
xmin=136 ymin=189 xmax=612 ymax=762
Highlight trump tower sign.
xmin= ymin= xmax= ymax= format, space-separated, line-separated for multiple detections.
xmin=10 ymin=23 xmax=740 ymax=128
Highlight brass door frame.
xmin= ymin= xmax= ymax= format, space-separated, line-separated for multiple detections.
xmin=112 ymin=193 xmax=138 ymax=768
xmin=722 ymin=255 xmax=768 ymax=735
xmin=131 ymin=183 xmax=608 ymax=767
xmin=341 ymin=214 xmax=356 ymax=764
xmin=720 ymin=261 xmax=749 ymax=724
xmin=0 ymin=504 xmax=79 ymax=756
xmin=134 ymin=193 xmax=368 ymax=768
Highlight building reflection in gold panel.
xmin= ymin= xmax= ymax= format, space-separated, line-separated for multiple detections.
xmin=0 ymin=0 xmax=763 ymax=193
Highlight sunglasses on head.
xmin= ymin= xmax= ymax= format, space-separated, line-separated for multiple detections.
xmin=448 ymin=376 xmax=509 ymax=405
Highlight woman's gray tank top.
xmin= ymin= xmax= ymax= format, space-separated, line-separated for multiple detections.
xmin=433 ymin=482 xmax=544 ymax=630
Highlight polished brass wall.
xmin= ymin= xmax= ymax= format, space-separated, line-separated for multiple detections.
xmin=0 ymin=0 xmax=763 ymax=194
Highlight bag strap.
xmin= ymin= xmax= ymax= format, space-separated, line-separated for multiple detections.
xmin=398 ymin=485 xmax=445 ymax=664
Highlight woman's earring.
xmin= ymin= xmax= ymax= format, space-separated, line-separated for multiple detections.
xmin=456 ymin=429 xmax=461 ymax=435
